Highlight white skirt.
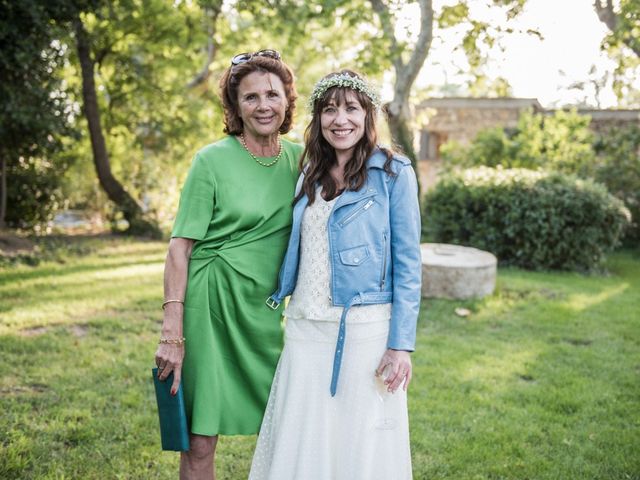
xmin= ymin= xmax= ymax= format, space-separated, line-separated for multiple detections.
xmin=249 ymin=318 xmax=413 ymax=480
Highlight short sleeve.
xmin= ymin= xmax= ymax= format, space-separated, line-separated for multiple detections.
xmin=171 ymin=153 xmax=215 ymax=240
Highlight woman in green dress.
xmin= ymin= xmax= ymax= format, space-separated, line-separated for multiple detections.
xmin=154 ymin=50 xmax=302 ymax=479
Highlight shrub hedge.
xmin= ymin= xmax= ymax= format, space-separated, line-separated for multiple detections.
xmin=440 ymin=109 xmax=595 ymax=174
xmin=422 ymin=167 xmax=630 ymax=271
xmin=593 ymin=125 xmax=640 ymax=246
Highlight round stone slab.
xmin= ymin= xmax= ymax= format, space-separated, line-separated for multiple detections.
xmin=421 ymin=243 xmax=497 ymax=299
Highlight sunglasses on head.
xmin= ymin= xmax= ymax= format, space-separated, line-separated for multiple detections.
xmin=231 ymin=49 xmax=281 ymax=66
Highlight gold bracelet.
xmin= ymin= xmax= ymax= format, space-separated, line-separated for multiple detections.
xmin=162 ymin=299 xmax=184 ymax=310
xmin=158 ymin=337 xmax=186 ymax=345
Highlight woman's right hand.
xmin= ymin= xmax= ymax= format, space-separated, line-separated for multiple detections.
xmin=155 ymin=342 xmax=184 ymax=396
xmin=375 ymin=348 xmax=412 ymax=393
xmin=155 ymin=237 xmax=193 ymax=396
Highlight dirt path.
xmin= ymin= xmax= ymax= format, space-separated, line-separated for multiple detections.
xmin=0 ymin=231 xmax=36 ymax=256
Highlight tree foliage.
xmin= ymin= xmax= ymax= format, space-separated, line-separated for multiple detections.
xmin=0 ymin=0 xmax=81 ymax=229
xmin=369 ymin=0 xmax=433 ymax=176
xmin=53 ymin=1 xmax=373 ymax=232
xmin=437 ymin=0 xmax=539 ymax=97
xmin=67 ymin=0 xmax=219 ymax=236
xmin=593 ymin=125 xmax=640 ymax=245
xmin=3 ymin=0 xmax=546 ymax=233
xmin=594 ymin=0 xmax=640 ymax=106
xmin=441 ymin=109 xmax=596 ymax=174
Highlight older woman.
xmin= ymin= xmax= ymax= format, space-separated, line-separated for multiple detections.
xmin=154 ymin=50 xmax=302 ymax=479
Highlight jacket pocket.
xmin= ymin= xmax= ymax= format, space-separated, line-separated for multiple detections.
xmin=338 ymin=199 xmax=375 ymax=228
xmin=338 ymin=245 xmax=370 ymax=266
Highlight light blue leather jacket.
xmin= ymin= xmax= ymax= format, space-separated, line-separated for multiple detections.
xmin=266 ymin=149 xmax=422 ymax=395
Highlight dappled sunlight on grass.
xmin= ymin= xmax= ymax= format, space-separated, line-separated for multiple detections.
xmin=562 ymin=283 xmax=629 ymax=312
xmin=0 ymin=285 xmax=162 ymax=334
xmin=33 ymin=260 xmax=164 ymax=283
xmin=0 ymin=239 xmax=166 ymax=334
xmin=92 ymin=241 xmax=166 ymax=257
xmin=1 ymin=238 xmax=639 ymax=479
xmin=460 ymin=345 xmax=541 ymax=388
xmin=1 ymin=260 xmax=163 ymax=293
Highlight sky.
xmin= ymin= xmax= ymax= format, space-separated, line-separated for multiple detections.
xmin=395 ymin=0 xmax=629 ymax=109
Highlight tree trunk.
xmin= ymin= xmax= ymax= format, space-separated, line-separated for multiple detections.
xmin=370 ymin=0 xmax=433 ymax=197
xmin=74 ymin=17 xmax=160 ymax=238
xmin=387 ymin=107 xmax=420 ymax=197
xmin=594 ymin=0 xmax=640 ymax=58
xmin=386 ymin=109 xmax=416 ymax=158
xmin=0 ymin=155 xmax=6 ymax=229
xmin=186 ymin=3 xmax=222 ymax=90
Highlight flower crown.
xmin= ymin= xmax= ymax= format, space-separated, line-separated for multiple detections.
xmin=308 ymin=73 xmax=381 ymax=110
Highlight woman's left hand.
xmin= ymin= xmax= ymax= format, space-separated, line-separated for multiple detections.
xmin=375 ymin=349 xmax=412 ymax=393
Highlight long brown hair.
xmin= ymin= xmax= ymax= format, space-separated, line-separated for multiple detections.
xmin=219 ymin=56 xmax=297 ymax=135
xmin=297 ymin=70 xmax=393 ymax=205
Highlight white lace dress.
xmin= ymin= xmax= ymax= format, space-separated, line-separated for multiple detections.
xmin=249 ymin=191 xmax=413 ymax=480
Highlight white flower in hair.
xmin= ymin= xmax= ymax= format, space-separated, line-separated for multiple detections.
xmin=308 ymin=73 xmax=381 ymax=109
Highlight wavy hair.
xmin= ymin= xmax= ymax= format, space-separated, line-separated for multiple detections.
xmin=297 ymin=70 xmax=394 ymax=205
xmin=219 ymin=56 xmax=297 ymax=135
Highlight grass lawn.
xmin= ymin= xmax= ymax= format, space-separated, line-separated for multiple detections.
xmin=1 ymin=236 xmax=638 ymax=479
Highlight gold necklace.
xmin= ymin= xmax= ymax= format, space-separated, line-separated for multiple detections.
xmin=239 ymin=134 xmax=282 ymax=167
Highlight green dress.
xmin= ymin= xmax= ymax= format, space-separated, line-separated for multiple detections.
xmin=171 ymin=135 xmax=302 ymax=436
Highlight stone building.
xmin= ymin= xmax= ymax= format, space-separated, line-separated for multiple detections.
xmin=575 ymin=109 xmax=640 ymax=135
xmin=414 ymin=97 xmax=640 ymax=189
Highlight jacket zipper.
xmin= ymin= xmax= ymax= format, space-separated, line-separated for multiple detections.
xmin=338 ymin=199 xmax=375 ymax=227
xmin=380 ymin=232 xmax=387 ymax=290
xmin=327 ymin=217 xmax=335 ymax=305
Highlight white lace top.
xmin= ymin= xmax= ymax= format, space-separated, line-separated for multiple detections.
xmin=284 ymin=188 xmax=391 ymax=324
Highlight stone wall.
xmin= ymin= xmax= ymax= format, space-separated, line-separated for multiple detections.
xmin=573 ymin=109 xmax=640 ymax=135
xmin=414 ymin=97 xmax=640 ymax=190
xmin=417 ymin=98 xmax=640 ymax=162
xmin=417 ymin=98 xmax=543 ymax=163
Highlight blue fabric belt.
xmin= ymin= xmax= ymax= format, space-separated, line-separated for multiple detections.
xmin=330 ymin=291 xmax=393 ymax=397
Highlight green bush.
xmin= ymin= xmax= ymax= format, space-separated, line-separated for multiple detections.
xmin=441 ymin=109 xmax=595 ymax=174
xmin=6 ymin=155 xmax=67 ymax=231
xmin=593 ymin=125 xmax=640 ymax=246
xmin=422 ymin=167 xmax=630 ymax=271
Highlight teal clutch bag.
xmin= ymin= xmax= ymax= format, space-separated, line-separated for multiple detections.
xmin=151 ymin=368 xmax=190 ymax=451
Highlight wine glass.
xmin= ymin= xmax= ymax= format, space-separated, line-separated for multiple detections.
xmin=373 ymin=364 xmax=397 ymax=430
